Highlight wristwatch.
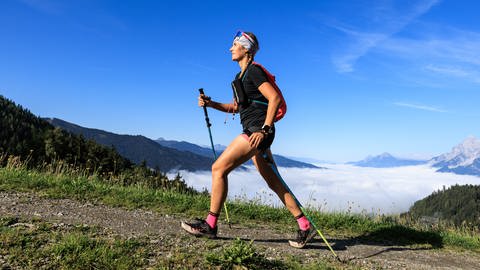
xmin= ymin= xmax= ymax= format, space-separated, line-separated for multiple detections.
xmin=261 ymin=124 xmax=272 ymax=135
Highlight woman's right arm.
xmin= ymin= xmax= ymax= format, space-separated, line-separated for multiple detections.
xmin=198 ymin=95 xmax=238 ymax=113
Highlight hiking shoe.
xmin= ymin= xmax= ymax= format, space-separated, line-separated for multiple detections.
xmin=181 ymin=218 xmax=217 ymax=239
xmin=288 ymin=227 xmax=316 ymax=248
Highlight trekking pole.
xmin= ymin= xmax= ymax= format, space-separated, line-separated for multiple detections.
xmin=262 ymin=152 xmax=340 ymax=260
xmin=198 ymin=88 xmax=231 ymax=228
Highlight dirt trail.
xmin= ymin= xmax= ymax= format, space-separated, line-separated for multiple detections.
xmin=1 ymin=191 xmax=479 ymax=269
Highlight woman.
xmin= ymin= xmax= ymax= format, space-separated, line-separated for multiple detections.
xmin=181 ymin=31 xmax=315 ymax=248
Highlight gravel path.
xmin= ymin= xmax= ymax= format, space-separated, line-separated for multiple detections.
xmin=1 ymin=191 xmax=479 ymax=269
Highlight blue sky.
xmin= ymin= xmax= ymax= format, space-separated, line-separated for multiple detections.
xmin=2 ymin=0 xmax=480 ymax=162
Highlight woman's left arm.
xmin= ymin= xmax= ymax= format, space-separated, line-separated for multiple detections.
xmin=258 ymin=81 xmax=281 ymax=127
xmin=248 ymin=81 xmax=281 ymax=149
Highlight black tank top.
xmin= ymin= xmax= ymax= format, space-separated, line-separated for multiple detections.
xmin=234 ymin=64 xmax=269 ymax=131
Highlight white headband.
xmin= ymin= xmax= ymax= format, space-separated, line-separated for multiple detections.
xmin=234 ymin=32 xmax=258 ymax=55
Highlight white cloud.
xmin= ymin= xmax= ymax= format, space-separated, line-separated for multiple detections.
xmin=381 ymin=34 xmax=480 ymax=67
xmin=394 ymin=102 xmax=448 ymax=113
xmin=171 ymin=164 xmax=480 ymax=215
xmin=331 ymin=0 xmax=440 ymax=73
xmin=424 ymin=65 xmax=480 ymax=84
xmin=328 ymin=1 xmax=480 ymax=84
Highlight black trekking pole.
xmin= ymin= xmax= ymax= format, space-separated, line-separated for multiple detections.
xmin=199 ymin=88 xmax=231 ymax=227
xmin=262 ymin=152 xmax=340 ymax=261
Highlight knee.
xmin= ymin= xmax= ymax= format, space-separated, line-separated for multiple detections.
xmin=212 ymin=161 xmax=228 ymax=179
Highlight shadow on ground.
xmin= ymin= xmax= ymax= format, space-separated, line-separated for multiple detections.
xmin=218 ymin=224 xmax=443 ymax=261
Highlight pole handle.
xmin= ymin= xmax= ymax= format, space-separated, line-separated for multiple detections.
xmin=198 ymin=88 xmax=211 ymax=127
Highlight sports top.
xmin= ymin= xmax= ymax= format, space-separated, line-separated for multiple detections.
xmin=234 ymin=64 xmax=269 ymax=131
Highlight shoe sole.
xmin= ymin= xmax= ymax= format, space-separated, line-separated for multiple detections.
xmin=288 ymin=228 xmax=317 ymax=249
xmin=181 ymin=221 xmax=217 ymax=239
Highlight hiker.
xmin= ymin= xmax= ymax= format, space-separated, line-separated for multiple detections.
xmin=181 ymin=31 xmax=315 ymax=248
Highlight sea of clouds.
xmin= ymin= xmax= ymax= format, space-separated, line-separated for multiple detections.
xmin=169 ymin=164 xmax=480 ymax=215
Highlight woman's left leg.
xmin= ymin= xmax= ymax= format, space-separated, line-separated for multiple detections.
xmin=252 ymin=149 xmax=316 ymax=248
xmin=251 ymin=149 xmax=302 ymax=217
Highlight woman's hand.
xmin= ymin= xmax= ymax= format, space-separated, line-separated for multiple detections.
xmin=249 ymin=132 xmax=266 ymax=149
xmin=198 ymin=94 xmax=211 ymax=107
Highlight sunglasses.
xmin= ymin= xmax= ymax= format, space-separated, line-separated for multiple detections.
xmin=234 ymin=31 xmax=256 ymax=45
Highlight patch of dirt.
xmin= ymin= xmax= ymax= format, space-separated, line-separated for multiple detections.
xmin=1 ymin=191 xmax=479 ymax=269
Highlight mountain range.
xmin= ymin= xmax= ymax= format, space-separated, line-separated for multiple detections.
xmin=45 ymin=118 xmax=214 ymax=172
xmin=349 ymin=137 xmax=480 ymax=177
xmin=46 ymin=118 xmax=318 ymax=172
xmin=430 ymin=136 xmax=480 ymax=176
xmin=349 ymin=152 xmax=427 ymax=168
xmin=155 ymin=138 xmax=319 ymax=169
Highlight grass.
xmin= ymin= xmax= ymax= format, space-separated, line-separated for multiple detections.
xmin=1 ymin=162 xmax=480 ymax=268
xmin=1 ymin=165 xmax=480 ymax=250
xmin=0 ymin=216 xmax=341 ymax=269
xmin=0 ymin=217 xmax=149 ymax=269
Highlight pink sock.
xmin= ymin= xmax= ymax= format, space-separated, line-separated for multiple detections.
xmin=296 ymin=214 xmax=310 ymax=231
xmin=206 ymin=212 xmax=219 ymax=229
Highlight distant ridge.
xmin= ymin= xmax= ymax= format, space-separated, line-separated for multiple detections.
xmin=47 ymin=118 xmax=319 ymax=172
xmin=349 ymin=152 xmax=426 ymax=168
xmin=155 ymin=138 xmax=218 ymax=159
xmin=155 ymin=138 xmax=320 ymax=169
xmin=46 ymin=118 xmax=214 ymax=172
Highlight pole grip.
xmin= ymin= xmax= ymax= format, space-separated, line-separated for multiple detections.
xmin=198 ymin=88 xmax=211 ymax=127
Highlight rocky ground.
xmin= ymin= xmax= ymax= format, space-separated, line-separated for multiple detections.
xmin=1 ymin=191 xmax=479 ymax=269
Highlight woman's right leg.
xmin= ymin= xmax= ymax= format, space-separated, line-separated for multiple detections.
xmin=209 ymin=134 xmax=258 ymax=214
xmin=182 ymin=134 xmax=258 ymax=238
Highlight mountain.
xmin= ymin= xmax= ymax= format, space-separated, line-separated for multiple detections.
xmin=156 ymin=138 xmax=218 ymax=159
xmin=156 ymin=138 xmax=319 ymax=169
xmin=268 ymin=154 xmax=320 ymax=168
xmin=46 ymin=118 xmax=214 ymax=172
xmin=430 ymin=136 xmax=480 ymax=176
xmin=284 ymin=156 xmax=334 ymax=165
xmin=349 ymin=152 xmax=427 ymax=168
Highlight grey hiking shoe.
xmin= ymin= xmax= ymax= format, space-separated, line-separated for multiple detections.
xmin=288 ymin=227 xmax=316 ymax=248
xmin=181 ymin=218 xmax=217 ymax=239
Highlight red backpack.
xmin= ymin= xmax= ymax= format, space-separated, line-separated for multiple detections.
xmin=252 ymin=62 xmax=287 ymax=122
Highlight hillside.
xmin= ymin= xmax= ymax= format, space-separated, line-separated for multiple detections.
xmin=0 ymin=95 xmax=199 ymax=193
xmin=0 ymin=95 xmax=132 ymax=175
xmin=408 ymin=184 xmax=480 ymax=227
xmin=46 ymin=118 xmax=214 ymax=172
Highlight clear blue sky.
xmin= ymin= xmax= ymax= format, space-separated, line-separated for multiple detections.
xmin=2 ymin=0 xmax=480 ymax=162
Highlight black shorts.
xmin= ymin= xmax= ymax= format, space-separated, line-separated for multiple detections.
xmin=242 ymin=126 xmax=275 ymax=152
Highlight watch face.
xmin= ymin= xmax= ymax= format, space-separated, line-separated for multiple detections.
xmin=262 ymin=125 xmax=271 ymax=133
